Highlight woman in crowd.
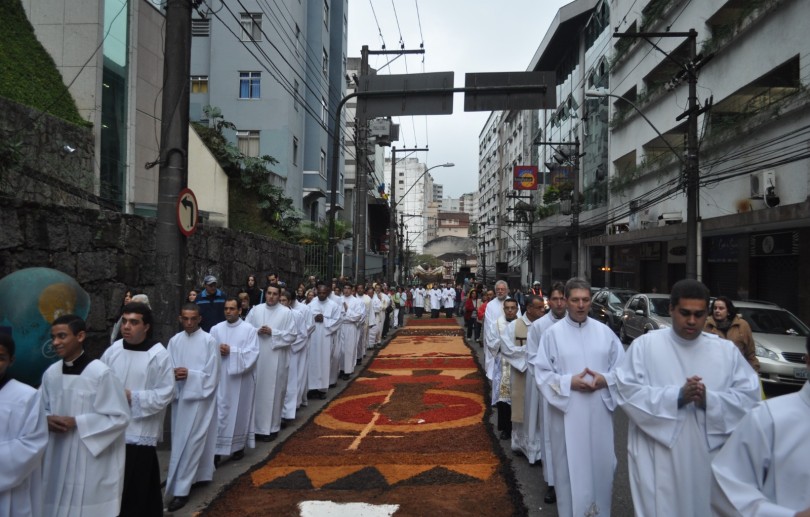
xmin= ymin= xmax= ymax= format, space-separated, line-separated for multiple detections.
xmin=296 ymin=283 xmax=307 ymax=303
xmin=464 ymin=289 xmax=482 ymax=343
xmin=704 ymin=296 xmax=759 ymax=372
xmin=245 ymin=274 xmax=263 ymax=307
xmin=237 ymin=291 xmax=252 ymax=319
xmin=186 ymin=289 xmax=199 ymax=303
xmin=109 ymin=288 xmax=137 ymax=344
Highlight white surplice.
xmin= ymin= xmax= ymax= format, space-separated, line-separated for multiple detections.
xmin=210 ymin=319 xmax=259 ymax=455
xmin=101 ymin=340 xmax=174 ymax=447
xmin=527 ymin=311 xmax=565 ymax=483
xmin=428 ymin=289 xmax=441 ymax=311
xmin=488 ymin=315 xmax=513 ymax=405
xmin=412 ymin=288 xmax=425 ymax=309
xmin=245 ymin=303 xmax=296 ymax=434
xmin=283 ymin=302 xmax=314 ymax=419
xmin=612 ymin=328 xmax=760 ymax=517
xmin=339 ymin=295 xmax=365 ymax=375
xmin=307 ymin=297 xmax=342 ymax=391
xmin=358 ymin=294 xmax=372 ymax=353
xmin=164 ymin=329 xmax=221 ymax=498
xmin=483 ymin=297 xmax=505 ymax=382
xmin=40 ymin=359 xmax=130 ymax=517
xmin=367 ymin=295 xmax=382 ymax=348
xmin=0 ymin=378 xmax=48 ymax=517
xmin=711 ymin=381 xmax=810 ymax=516
xmin=535 ymin=316 xmax=625 ymax=517
xmin=500 ymin=314 xmax=541 ymax=463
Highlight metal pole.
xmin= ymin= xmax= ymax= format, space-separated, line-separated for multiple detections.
xmin=399 ymin=214 xmax=405 ymax=285
xmin=685 ymin=29 xmax=700 ymax=280
xmin=353 ymin=46 xmax=370 ymax=282
xmin=154 ymin=0 xmax=191 ymax=342
xmin=388 ymin=147 xmax=397 ymax=284
xmin=571 ymin=139 xmax=580 ymax=278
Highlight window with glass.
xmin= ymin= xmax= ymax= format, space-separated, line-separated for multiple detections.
xmin=293 ymin=137 xmax=299 ymax=165
xmin=320 ymin=150 xmax=327 ymax=178
xmin=239 ymin=72 xmax=261 ymax=99
xmin=321 ymin=97 xmax=327 ymax=124
xmin=323 ymin=0 xmax=329 ymax=30
xmin=190 ymin=75 xmax=208 ymax=93
xmin=237 ymin=130 xmax=260 ymax=157
xmin=240 ymin=13 xmax=262 ymax=41
xmin=322 ymin=48 xmax=328 ymax=75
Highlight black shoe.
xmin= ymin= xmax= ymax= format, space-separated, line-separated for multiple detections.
xmin=214 ymin=455 xmax=222 ymax=468
xmin=268 ymin=432 xmax=278 ymax=442
xmin=329 ymin=383 xmax=337 ymax=388
xmin=255 ymin=434 xmax=273 ymax=442
xmin=166 ymin=496 xmax=189 ymax=512
xmin=316 ymin=391 xmax=327 ymax=400
xmin=280 ymin=418 xmax=294 ymax=429
xmin=231 ymin=448 xmax=245 ymax=461
xmin=499 ymin=430 xmax=510 ymax=440
xmin=544 ymin=486 xmax=556 ymax=504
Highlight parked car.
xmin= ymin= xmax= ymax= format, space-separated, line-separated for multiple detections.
xmin=590 ymin=287 xmax=638 ymax=333
xmin=619 ymin=293 xmax=672 ymax=344
xmin=733 ymin=301 xmax=810 ymax=387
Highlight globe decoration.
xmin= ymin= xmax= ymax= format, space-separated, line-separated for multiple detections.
xmin=0 ymin=268 xmax=90 ymax=387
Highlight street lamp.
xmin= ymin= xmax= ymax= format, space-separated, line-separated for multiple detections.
xmin=388 ymin=162 xmax=454 ymax=283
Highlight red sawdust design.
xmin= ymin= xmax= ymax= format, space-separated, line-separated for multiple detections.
xmin=203 ymin=318 xmax=524 ymax=516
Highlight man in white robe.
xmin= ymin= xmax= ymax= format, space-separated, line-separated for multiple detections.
xmin=367 ymin=286 xmax=382 ymax=348
xmin=442 ymin=285 xmax=456 ymax=318
xmin=41 ymin=315 xmax=130 ymax=517
xmin=246 ymin=284 xmax=296 ymax=440
xmin=412 ymin=286 xmax=426 ymax=318
xmin=338 ymin=283 xmax=365 ymax=380
xmin=281 ymin=292 xmax=314 ymax=421
xmin=307 ymin=283 xmax=342 ymax=399
xmin=101 ymin=302 xmax=174 ymax=516
xmin=535 ymin=278 xmax=624 ymax=517
xmin=711 ymin=340 xmax=810 ymax=516
xmin=485 ymin=280 xmax=519 ymax=409
xmin=164 ymin=303 xmax=221 ymax=512
xmin=612 ymin=279 xmax=760 ymax=517
xmin=0 ymin=333 xmax=48 ymax=517
xmin=211 ymin=298 xmax=259 ymax=463
xmin=500 ymin=294 xmax=544 ymax=463
xmin=491 ymin=298 xmax=519 ymax=440
xmin=527 ymin=281 xmax=567 ymax=504
xmin=428 ymin=286 xmax=442 ymax=318
xmin=356 ymin=283 xmax=372 ymax=354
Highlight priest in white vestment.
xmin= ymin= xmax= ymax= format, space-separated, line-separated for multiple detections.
xmin=246 ymin=284 xmax=296 ymax=439
xmin=307 ymin=283 xmax=342 ymax=399
xmin=535 ymin=279 xmax=624 ymax=517
xmin=281 ymin=293 xmax=314 ymax=420
xmin=101 ymin=302 xmax=174 ymax=516
xmin=711 ymin=353 xmax=810 ymax=516
xmin=164 ymin=304 xmax=221 ymax=512
xmin=527 ymin=282 xmax=567 ymax=503
xmin=612 ymin=279 xmax=760 ymax=517
xmin=428 ymin=286 xmax=442 ymax=318
xmin=491 ymin=299 xmax=519 ymax=440
xmin=338 ymin=284 xmax=365 ymax=379
xmin=357 ymin=284 xmax=372 ymax=354
xmin=483 ymin=281 xmax=510 ymax=387
xmin=0 ymin=333 xmax=48 ymax=517
xmin=41 ymin=315 xmax=130 ymax=517
xmin=500 ymin=295 xmax=544 ymax=463
xmin=367 ymin=287 xmax=382 ymax=348
xmin=211 ymin=298 xmax=259 ymax=460
xmin=412 ymin=286 xmax=426 ymax=318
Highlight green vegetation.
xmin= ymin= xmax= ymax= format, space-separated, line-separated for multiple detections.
xmin=192 ymin=106 xmax=301 ymax=241
xmin=0 ymin=0 xmax=85 ymax=126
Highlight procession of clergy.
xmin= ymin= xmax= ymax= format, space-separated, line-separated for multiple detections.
xmin=0 ymin=277 xmax=406 ymax=516
xmin=3 ymin=275 xmax=810 ymax=516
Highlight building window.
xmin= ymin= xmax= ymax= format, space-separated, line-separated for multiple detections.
xmin=293 ymin=137 xmax=299 ymax=165
xmin=240 ymin=13 xmax=262 ymax=41
xmin=239 ymin=71 xmax=261 ymax=99
xmin=324 ymin=0 xmax=329 ymax=30
xmin=320 ymin=150 xmax=327 ymax=178
xmin=294 ymin=79 xmax=299 ymax=111
xmin=237 ymin=130 xmax=260 ymax=157
xmin=322 ymin=48 xmax=328 ymax=75
xmin=190 ymin=75 xmax=208 ymax=93
xmin=321 ymin=97 xmax=327 ymax=124
xmin=192 ymin=18 xmax=210 ymax=37
xmin=295 ymin=24 xmax=301 ymax=54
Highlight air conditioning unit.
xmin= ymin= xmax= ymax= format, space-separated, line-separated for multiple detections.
xmin=658 ymin=212 xmax=683 ymax=226
xmin=750 ymin=169 xmax=776 ymax=199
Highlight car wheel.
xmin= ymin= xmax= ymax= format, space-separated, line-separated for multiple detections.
xmin=619 ymin=324 xmax=630 ymax=345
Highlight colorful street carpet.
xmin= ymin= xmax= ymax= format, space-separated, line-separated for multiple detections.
xmin=203 ymin=318 xmax=525 ymax=516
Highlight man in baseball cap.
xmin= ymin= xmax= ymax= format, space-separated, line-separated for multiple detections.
xmin=197 ymin=275 xmax=226 ymax=331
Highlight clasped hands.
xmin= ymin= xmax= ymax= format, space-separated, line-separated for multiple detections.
xmin=679 ymin=375 xmax=706 ymax=409
xmin=570 ymin=368 xmax=607 ymax=392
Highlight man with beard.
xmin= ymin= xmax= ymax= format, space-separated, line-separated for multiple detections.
xmin=307 ymin=283 xmax=342 ymax=400
xmin=337 ymin=283 xmax=365 ymax=381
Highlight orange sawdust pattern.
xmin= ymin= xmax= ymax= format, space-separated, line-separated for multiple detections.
xmin=204 ymin=317 xmax=524 ymax=516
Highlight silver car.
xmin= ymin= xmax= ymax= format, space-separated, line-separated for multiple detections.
xmin=734 ymin=301 xmax=809 ymax=387
xmin=619 ymin=293 xmax=672 ymax=344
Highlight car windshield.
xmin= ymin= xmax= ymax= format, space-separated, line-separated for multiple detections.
xmin=609 ymin=291 xmax=635 ymax=306
xmin=649 ymin=298 xmax=670 ymax=317
xmin=738 ymin=307 xmax=810 ymax=337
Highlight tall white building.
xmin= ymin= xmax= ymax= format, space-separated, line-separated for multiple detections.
xmin=386 ymin=157 xmax=431 ymax=253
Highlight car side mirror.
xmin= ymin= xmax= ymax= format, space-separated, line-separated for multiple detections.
xmin=635 ymin=309 xmax=644 ymax=316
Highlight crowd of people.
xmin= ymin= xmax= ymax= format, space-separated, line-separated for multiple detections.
xmin=2 ymin=272 xmax=808 ymax=516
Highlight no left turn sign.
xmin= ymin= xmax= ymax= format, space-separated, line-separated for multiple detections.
xmin=176 ymin=188 xmax=198 ymax=236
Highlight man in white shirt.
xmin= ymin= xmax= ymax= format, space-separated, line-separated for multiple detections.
xmin=711 ymin=336 xmax=810 ymax=516
xmin=428 ymin=285 xmax=442 ymax=318
xmin=164 ymin=303 xmax=220 ymax=512
xmin=282 ymin=292 xmax=314 ymax=421
xmin=101 ymin=302 xmax=174 ymax=516
xmin=41 ymin=315 xmax=130 ymax=517
xmin=412 ymin=285 xmax=426 ymax=318
xmin=534 ymin=278 xmax=624 ymax=517
xmin=0 ymin=332 xmax=48 ymax=517
xmin=612 ymin=279 xmax=759 ymax=516
xmin=211 ymin=298 xmax=259 ymax=465
xmin=307 ymin=283 xmax=342 ymax=400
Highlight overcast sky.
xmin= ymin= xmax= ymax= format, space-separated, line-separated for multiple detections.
xmin=346 ymin=0 xmax=573 ymax=197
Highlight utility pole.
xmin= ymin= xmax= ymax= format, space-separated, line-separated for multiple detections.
xmin=685 ymin=29 xmax=700 ymax=280
xmin=399 ymin=214 xmax=405 ymax=285
xmin=154 ymin=0 xmax=192 ymax=341
xmin=353 ymin=46 xmax=370 ymax=282
xmin=388 ymin=146 xmax=428 ymax=284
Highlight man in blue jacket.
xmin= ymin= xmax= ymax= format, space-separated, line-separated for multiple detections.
xmin=197 ymin=275 xmax=226 ymax=332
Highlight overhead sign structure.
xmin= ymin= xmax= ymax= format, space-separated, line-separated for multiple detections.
xmin=357 ymin=72 xmax=455 ymax=117
xmin=513 ymin=165 xmax=539 ymax=190
xmin=464 ymin=71 xmax=557 ymax=112
xmin=176 ymin=187 xmax=198 ymax=237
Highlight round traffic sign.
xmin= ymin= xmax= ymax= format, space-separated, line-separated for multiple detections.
xmin=176 ymin=188 xmax=198 ymax=236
